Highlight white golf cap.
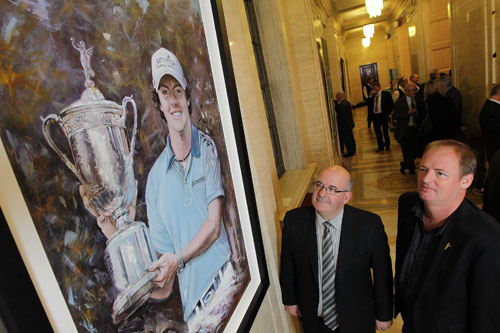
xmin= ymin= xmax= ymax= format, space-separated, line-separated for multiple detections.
xmin=151 ymin=48 xmax=187 ymax=91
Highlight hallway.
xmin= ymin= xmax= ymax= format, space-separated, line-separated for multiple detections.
xmin=343 ymin=105 xmax=482 ymax=332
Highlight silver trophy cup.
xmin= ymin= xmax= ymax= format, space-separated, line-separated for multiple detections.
xmin=41 ymin=39 xmax=157 ymax=324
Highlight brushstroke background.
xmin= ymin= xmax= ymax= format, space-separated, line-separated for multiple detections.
xmin=0 ymin=0 xmax=249 ymax=331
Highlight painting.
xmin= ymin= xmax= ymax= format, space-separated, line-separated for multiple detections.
xmin=0 ymin=0 xmax=268 ymax=332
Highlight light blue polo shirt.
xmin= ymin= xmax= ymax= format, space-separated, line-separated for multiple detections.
xmin=146 ymin=125 xmax=230 ymax=320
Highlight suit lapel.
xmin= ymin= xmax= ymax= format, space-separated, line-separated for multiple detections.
xmin=336 ymin=206 xmax=354 ymax=285
xmin=302 ymin=207 xmax=319 ymax=288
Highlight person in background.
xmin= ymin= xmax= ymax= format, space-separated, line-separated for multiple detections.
xmin=367 ymin=81 xmax=394 ymax=152
xmin=424 ymin=80 xmax=457 ymax=141
xmin=335 ymin=91 xmax=356 ymax=158
xmin=483 ymin=149 xmax=500 ymax=223
xmin=393 ymin=83 xmax=425 ymax=175
xmin=392 ymin=77 xmax=408 ymax=102
xmin=363 ymin=75 xmax=375 ymax=128
xmin=409 ymin=74 xmax=423 ymax=95
xmin=479 ymin=84 xmax=500 ymax=163
xmin=280 ymin=165 xmax=393 ymax=332
xmin=437 ymin=75 xmax=462 ymax=137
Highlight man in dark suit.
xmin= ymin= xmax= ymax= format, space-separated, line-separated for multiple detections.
xmin=393 ymin=83 xmax=425 ymax=175
xmin=483 ymin=149 xmax=500 ymax=223
xmin=437 ymin=75 xmax=462 ymax=136
xmin=395 ymin=140 xmax=500 ymax=332
xmin=363 ymin=75 xmax=375 ymax=128
xmin=409 ymin=74 xmax=423 ymax=95
xmin=479 ymin=84 xmax=500 ymax=162
xmin=280 ymin=165 xmax=393 ymax=332
xmin=367 ymin=82 xmax=394 ymax=152
xmin=335 ymin=91 xmax=356 ymax=157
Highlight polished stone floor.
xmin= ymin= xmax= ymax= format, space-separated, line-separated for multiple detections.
xmin=342 ymin=106 xmax=482 ymax=332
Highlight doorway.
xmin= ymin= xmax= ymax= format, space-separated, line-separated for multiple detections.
xmin=359 ymin=63 xmax=378 ymax=99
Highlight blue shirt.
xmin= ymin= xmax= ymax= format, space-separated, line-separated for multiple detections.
xmin=146 ymin=125 xmax=229 ymax=320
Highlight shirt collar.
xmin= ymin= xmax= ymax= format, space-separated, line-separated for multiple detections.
xmin=488 ymin=98 xmax=500 ymax=106
xmin=315 ymin=209 xmax=344 ymax=230
xmin=166 ymin=124 xmax=201 ymax=165
xmin=410 ymin=199 xmax=453 ymax=235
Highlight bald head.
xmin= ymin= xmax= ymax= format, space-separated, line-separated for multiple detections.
xmin=318 ymin=165 xmax=353 ymax=191
xmin=312 ymin=165 xmax=353 ymax=219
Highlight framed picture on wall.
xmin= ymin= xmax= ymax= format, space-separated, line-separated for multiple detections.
xmin=0 ymin=0 xmax=268 ymax=332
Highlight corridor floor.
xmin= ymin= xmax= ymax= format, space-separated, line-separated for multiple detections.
xmin=342 ymin=106 xmax=481 ymax=332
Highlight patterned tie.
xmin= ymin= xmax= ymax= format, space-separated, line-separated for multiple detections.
xmin=374 ymin=94 xmax=379 ymax=113
xmin=322 ymin=221 xmax=338 ymax=330
xmin=410 ymin=98 xmax=416 ymax=125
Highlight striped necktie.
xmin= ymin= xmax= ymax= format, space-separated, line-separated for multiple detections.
xmin=322 ymin=221 xmax=338 ymax=330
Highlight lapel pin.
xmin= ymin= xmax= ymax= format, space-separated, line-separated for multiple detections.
xmin=444 ymin=242 xmax=452 ymax=250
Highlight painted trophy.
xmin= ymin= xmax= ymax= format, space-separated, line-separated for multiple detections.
xmin=41 ymin=38 xmax=157 ymax=324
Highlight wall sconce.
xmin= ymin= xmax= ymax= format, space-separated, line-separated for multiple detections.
xmin=408 ymin=26 xmax=416 ymax=37
xmin=363 ymin=24 xmax=375 ymax=38
xmin=362 ymin=37 xmax=371 ymax=48
xmin=366 ymin=0 xmax=383 ymax=18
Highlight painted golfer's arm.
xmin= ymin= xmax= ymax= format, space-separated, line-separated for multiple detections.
xmin=180 ymin=197 xmax=223 ymax=264
xmin=149 ymin=197 xmax=222 ymax=289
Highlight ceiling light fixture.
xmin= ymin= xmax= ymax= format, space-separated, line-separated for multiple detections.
xmin=362 ymin=37 xmax=371 ymax=48
xmin=408 ymin=26 xmax=416 ymax=37
xmin=363 ymin=24 xmax=375 ymax=38
xmin=365 ymin=0 xmax=383 ymax=18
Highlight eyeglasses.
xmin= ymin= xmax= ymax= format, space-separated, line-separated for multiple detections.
xmin=312 ymin=180 xmax=349 ymax=195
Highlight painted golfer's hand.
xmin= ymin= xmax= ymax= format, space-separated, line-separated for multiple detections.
xmin=79 ymin=181 xmax=137 ymax=239
xmin=149 ymin=252 xmax=178 ymax=288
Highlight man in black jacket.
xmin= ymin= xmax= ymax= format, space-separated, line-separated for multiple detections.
xmin=395 ymin=140 xmax=500 ymax=332
xmin=280 ymin=165 xmax=393 ymax=332
xmin=335 ymin=91 xmax=356 ymax=157
xmin=479 ymin=84 xmax=500 ymax=162
xmin=393 ymin=83 xmax=425 ymax=174
xmin=437 ymin=75 xmax=462 ymax=137
xmin=367 ymin=82 xmax=394 ymax=152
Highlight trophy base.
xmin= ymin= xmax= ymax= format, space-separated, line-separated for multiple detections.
xmin=111 ymin=270 xmax=156 ymax=324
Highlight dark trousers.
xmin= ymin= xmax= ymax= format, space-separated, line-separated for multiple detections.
xmin=339 ymin=128 xmax=356 ymax=155
xmin=373 ymin=113 xmax=390 ymax=149
xmin=400 ymin=126 xmax=419 ymax=171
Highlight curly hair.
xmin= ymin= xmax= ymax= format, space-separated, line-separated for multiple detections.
xmin=151 ymin=86 xmax=192 ymax=122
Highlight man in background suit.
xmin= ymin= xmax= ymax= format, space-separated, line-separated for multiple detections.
xmin=479 ymin=84 xmax=500 ymax=162
xmin=483 ymin=149 xmax=500 ymax=223
xmin=409 ymin=74 xmax=423 ymax=95
xmin=335 ymin=91 xmax=356 ymax=157
xmin=363 ymin=75 xmax=375 ymax=128
xmin=437 ymin=75 xmax=462 ymax=137
xmin=393 ymin=83 xmax=425 ymax=175
xmin=367 ymin=82 xmax=394 ymax=152
xmin=280 ymin=165 xmax=393 ymax=332
xmin=395 ymin=140 xmax=500 ymax=332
